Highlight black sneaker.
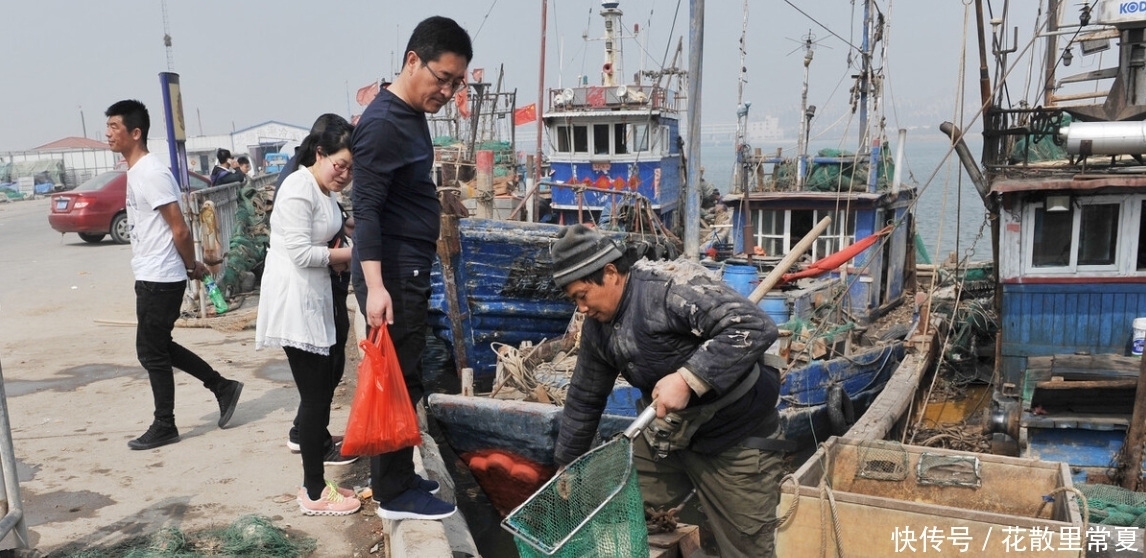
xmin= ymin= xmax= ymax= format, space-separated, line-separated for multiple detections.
xmin=215 ymin=380 xmax=243 ymax=428
xmin=323 ymin=442 xmax=358 ymax=466
xmin=128 ymin=422 xmax=180 ymax=450
xmin=375 ymin=488 xmax=456 ymax=520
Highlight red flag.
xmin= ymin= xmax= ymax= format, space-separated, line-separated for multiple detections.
xmin=356 ymin=81 xmax=380 ymax=106
xmin=586 ymin=86 xmax=606 ymax=107
xmin=514 ymin=103 xmax=537 ymax=126
xmin=455 ymin=88 xmax=470 ymax=118
xmin=471 ymin=68 xmax=484 ymax=83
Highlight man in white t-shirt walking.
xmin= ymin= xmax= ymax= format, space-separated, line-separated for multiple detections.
xmin=105 ymin=99 xmax=244 ymax=450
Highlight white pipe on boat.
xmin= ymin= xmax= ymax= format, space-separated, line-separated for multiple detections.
xmin=892 ymin=128 xmax=906 ymax=195
xmin=1060 ymin=121 xmax=1146 ymax=156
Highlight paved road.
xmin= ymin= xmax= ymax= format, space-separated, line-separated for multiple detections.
xmin=0 ymin=197 xmax=377 ymax=555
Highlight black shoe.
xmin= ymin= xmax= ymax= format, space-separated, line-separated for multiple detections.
xmin=128 ymin=422 xmax=180 ymax=450
xmin=215 ymin=380 xmax=243 ymax=428
xmin=323 ymin=442 xmax=358 ymax=466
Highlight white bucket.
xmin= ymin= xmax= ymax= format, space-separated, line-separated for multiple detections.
xmin=1133 ymin=317 xmax=1146 ymax=357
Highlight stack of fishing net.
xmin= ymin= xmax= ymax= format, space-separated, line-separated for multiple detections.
xmin=1079 ymin=483 xmax=1146 ymax=527
xmin=218 ymin=180 xmax=273 ymax=296
xmin=52 ymin=515 xmax=314 ymax=558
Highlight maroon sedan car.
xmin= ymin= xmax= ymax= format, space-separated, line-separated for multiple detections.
xmin=48 ymin=170 xmax=211 ymax=244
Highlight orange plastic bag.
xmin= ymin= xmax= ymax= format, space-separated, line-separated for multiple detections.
xmin=342 ymin=324 xmax=423 ymax=456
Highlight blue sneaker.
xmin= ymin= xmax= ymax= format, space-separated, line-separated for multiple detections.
xmin=375 ymin=488 xmax=456 ymax=520
xmin=417 ymin=475 xmax=440 ymax=495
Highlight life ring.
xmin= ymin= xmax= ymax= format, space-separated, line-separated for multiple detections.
xmin=826 ymin=384 xmax=856 ymax=437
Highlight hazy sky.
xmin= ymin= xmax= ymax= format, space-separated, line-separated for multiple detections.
xmin=1 ymin=0 xmax=1046 ymax=152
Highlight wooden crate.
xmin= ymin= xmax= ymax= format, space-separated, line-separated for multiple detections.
xmin=777 ymin=437 xmax=1083 ymax=557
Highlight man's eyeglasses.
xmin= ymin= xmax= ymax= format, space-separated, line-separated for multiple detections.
xmin=328 ymin=157 xmax=352 ymax=174
xmin=423 ymin=63 xmax=466 ymax=95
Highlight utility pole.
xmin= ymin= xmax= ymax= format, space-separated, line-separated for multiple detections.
xmin=161 ymin=0 xmax=174 ymax=71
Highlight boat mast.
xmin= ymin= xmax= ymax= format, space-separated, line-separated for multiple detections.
xmin=860 ymin=0 xmax=878 ymax=191
xmin=685 ymin=0 xmax=705 ymax=260
xmin=796 ymin=33 xmax=814 ymax=189
xmin=858 ymin=0 xmax=872 ymax=151
xmin=535 ymin=0 xmax=548 ymax=202
xmin=735 ymin=0 xmax=750 ymax=195
xmin=601 ymin=1 xmax=624 ymax=86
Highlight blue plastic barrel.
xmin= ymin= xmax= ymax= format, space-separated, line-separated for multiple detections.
xmin=723 ymin=265 xmax=789 ymax=325
xmin=760 ymin=296 xmax=790 ymax=326
xmin=722 ymin=265 xmax=758 ymax=298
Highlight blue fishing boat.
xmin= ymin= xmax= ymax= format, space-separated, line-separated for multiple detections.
xmin=960 ymin=1 xmax=1146 ymax=482
xmin=542 ymin=1 xmax=683 ymax=226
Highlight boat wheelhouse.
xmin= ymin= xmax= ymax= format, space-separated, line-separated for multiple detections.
xmin=541 ymin=0 xmax=683 ymax=226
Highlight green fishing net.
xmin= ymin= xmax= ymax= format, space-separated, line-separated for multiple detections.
xmin=48 ymin=515 xmax=316 ymax=558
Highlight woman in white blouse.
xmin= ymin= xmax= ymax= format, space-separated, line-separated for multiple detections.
xmin=255 ymin=116 xmax=361 ymax=516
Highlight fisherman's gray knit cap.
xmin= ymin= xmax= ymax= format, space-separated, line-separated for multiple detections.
xmin=551 ymin=224 xmax=623 ymax=288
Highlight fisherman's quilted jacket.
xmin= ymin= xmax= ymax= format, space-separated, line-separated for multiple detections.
xmin=554 ymin=259 xmax=780 ymax=466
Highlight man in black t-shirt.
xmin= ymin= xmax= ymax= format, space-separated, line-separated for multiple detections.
xmin=350 ymin=16 xmax=472 ymax=522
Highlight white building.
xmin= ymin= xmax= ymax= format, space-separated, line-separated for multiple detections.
xmin=2 ymin=121 xmax=310 ymax=187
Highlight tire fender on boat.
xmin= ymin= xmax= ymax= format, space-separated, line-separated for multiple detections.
xmin=826 ymin=383 xmax=856 ymax=436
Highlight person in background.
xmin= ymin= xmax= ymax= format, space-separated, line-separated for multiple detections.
xmin=255 ymin=116 xmax=360 ymax=516
xmin=210 ymin=148 xmax=237 ymax=185
xmin=350 ymin=15 xmax=472 ymax=521
xmin=550 ymin=224 xmax=787 ymax=558
xmin=236 ymin=156 xmax=252 ymax=178
xmin=105 ymin=99 xmax=244 ymax=451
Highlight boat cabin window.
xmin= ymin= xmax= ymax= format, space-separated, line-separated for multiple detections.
xmin=573 ymin=126 xmax=589 ymax=153
xmin=752 ymin=209 xmax=857 ymax=260
xmin=630 ymin=124 xmax=650 ymax=152
xmin=613 ymin=124 xmax=628 ymax=154
xmin=593 ymin=124 xmax=610 ymax=155
xmin=556 ymin=126 xmax=571 ymax=153
xmin=1025 ymin=196 xmax=1129 ymax=272
xmin=1140 ymin=200 xmax=1146 ymax=271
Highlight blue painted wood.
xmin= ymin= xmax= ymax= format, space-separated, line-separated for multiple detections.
xmin=549 ymin=159 xmax=682 ymax=212
xmin=429 ymin=218 xmax=576 ymax=387
xmin=1025 ymin=426 xmax=1125 ymax=468
xmin=998 ymin=282 xmax=1146 ymax=381
xmin=778 ymin=343 xmax=905 ymax=447
xmin=430 ymin=218 xmax=639 ymax=387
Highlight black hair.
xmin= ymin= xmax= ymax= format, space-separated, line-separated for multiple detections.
xmin=104 ymin=100 xmax=150 ymax=146
xmin=237 ymin=156 xmax=250 ymax=166
xmin=310 ymin=113 xmax=345 ymax=135
xmin=580 ymin=244 xmax=639 ymax=286
xmin=403 ymin=16 xmax=473 ymax=69
xmin=216 ymin=148 xmax=232 ymax=165
xmin=297 ymin=115 xmax=353 ymax=168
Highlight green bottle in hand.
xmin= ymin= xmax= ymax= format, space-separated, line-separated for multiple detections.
xmin=203 ymin=276 xmax=228 ymax=314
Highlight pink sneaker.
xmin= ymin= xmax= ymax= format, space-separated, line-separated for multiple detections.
xmin=297 ymin=481 xmax=361 ymax=516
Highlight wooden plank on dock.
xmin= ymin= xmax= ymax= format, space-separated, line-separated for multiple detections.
xmin=648 ymin=524 xmax=701 ymax=558
xmin=846 ymin=331 xmax=938 ymax=441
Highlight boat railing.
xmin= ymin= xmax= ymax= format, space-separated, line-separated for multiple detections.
xmin=982 ymin=107 xmax=1073 ymax=170
xmin=546 ymin=84 xmax=680 ymax=114
xmin=729 ymin=145 xmax=892 ymax=195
